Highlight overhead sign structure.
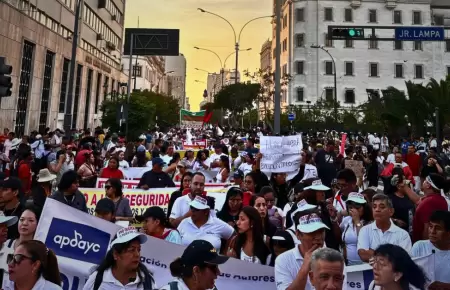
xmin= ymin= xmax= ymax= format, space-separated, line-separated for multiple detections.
xmin=395 ymin=27 xmax=445 ymax=41
xmin=123 ymin=28 xmax=180 ymax=56
xmin=331 ymin=28 xmax=365 ymax=39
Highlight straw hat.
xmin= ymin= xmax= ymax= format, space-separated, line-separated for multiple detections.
xmin=36 ymin=169 xmax=57 ymax=183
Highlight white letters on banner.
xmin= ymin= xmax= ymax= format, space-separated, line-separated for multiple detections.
xmin=260 ymin=135 xmax=302 ymax=155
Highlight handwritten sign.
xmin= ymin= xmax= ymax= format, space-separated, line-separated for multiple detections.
xmin=260 ymin=135 xmax=303 ymax=155
xmin=345 ymin=160 xmax=364 ymax=178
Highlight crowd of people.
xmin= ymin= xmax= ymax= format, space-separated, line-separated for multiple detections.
xmin=0 ymin=126 xmax=447 ymax=289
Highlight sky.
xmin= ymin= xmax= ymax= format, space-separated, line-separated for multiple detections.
xmin=124 ymin=0 xmax=273 ymax=111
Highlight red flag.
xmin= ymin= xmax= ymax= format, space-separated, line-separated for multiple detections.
xmin=202 ymin=111 xmax=213 ymax=126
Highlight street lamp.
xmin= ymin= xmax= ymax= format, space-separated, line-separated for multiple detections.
xmin=311 ymin=44 xmax=338 ymax=123
xmin=198 ymin=8 xmax=273 ymax=84
xmin=157 ymin=71 xmax=174 ymax=93
xmin=224 ymin=48 xmax=252 ymax=68
xmin=195 ymin=68 xmax=211 ymax=74
xmin=194 ymin=80 xmax=206 ymax=84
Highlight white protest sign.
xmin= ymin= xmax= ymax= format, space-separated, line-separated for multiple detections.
xmin=260 ymin=135 xmax=302 ymax=155
xmin=260 ymin=154 xmax=301 ymax=173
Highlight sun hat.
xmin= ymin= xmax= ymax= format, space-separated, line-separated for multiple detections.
xmin=0 ymin=211 xmax=18 ymax=227
xmin=290 ymin=199 xmax=317 ymax=222
xmin=36 ymin=169 xmax=57 ymax=183
xmin=346 ymin=192 xmax=367 ymax=204
xmin=297 ymin=213 xmax=330 ymax=233
xmin=180 ymin=240 xmax=229 ymax=266
xmin=110 ymin=226 xmax=147 ymax=248
xmin=304 ymin=179 xmax=330 ymax=191
xmin=189 ymin=195 xmax=210 ymax=210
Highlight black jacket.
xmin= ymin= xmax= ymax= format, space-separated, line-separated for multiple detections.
xmin=138 ymin=170 xmax=175 ymax=189
xmin=50 ymin=190 xmax=88 ymax=213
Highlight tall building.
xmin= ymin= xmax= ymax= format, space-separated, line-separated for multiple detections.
xmin=165 ymin=54 xmax=187 ymax=109
xmin=259 ymin=39 xmax=273 ymax=118
xmin=0 ymin=0 xmax=127 ymax=135
xmin=121 ymin=55 xmax=167 ymax=93
xmin=204 ymin=69 xmax=241 ymax=103
xmin=270 ymin=0 xmax=450 ymax=109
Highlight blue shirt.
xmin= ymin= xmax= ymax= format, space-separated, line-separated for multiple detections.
xmin=401 ymin=141 xmax=410 ymax=154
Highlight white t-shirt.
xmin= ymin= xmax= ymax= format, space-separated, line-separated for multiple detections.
xmin=169 ymin=195 xmax=192 ymax=220
xmin=83 ymin=268 xmax=149 ymax=290
xmin=275 ymin=246 xmax=314 ymax=290
xmin=386 ymin=154 xmax=396 ymax=164
xmin=207 ymin=153 xmax=226 ymax=172
xmin=301 ymin=164 xmax=318 ymax=181
xmin=340 ymin=216 xmax=363 ymax=265
xmin=240 ymin=249 xmax=272 ymax=265
xmin=411 ymin=240 xmax=450 ymax=283
xmin=3 ymin=275 xmax=62 ymax=290
xmin=177 ymin=216 xmax=234 ymax=251
xmin=238 ymin=162 xmax=253 ymax=177
xmin=357 ymin=221 xmax=412 ymax=253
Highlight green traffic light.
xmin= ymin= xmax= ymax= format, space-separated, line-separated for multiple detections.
xmin=348 ymin=29 xmax=356 ymax=37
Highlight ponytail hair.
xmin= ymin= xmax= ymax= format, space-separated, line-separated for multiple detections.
xmin=19 ymin=240 xmax=61 ymax=286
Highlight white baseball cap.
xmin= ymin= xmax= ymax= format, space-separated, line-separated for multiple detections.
xmin=297 ymin=213 xmax=330 ymax=233
xmin=304 ymin=179 xmax=330 ymax=191
xmin=0 ymin=211 xmax=18 ymax=227
xmin=346 ymin=192 xmax=367 ymax=204
xmin=290 ymin=199 xmax=317 ymax=221
xmin=189 ymin=195 xmax=210 ymax=210
xmin=110 ymin=226 xmax=147 ymax=248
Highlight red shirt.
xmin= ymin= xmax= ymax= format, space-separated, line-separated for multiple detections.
xmin=412 ymin=194 xmax=448 ymax=242
xmin=242 ymin=191 xmax=253 ymax=206
xmin=17 ymin=161 xmax=32 ymax=195
xmin=100 ymin=167 xmax=124 ymax=179
xmin=405 ymin=153 xmax=421 ymax=176
xmin=75 ymin=149 xmax=91 ymax=167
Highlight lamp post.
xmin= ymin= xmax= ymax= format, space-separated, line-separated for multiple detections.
xmin=197 ymin=8 xmax=273 ymax=85
xmin=311 ymin=44 xmax=338 ymax=123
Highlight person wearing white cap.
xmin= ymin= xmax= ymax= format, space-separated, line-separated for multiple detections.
xmin=275 ymin=212 xmax=329 ymax=290
xmin=82 ymin=227 xmax=154 ymax=290
xmin=0 ymin=211 xmax=18 ymax=272
xmin=30 ymin=134 xmax=45 ymax=159
xmin=177 ymin=195 xmax=234 ymax=252
xmin=339 ymin=192 xmax=373 ymax=265
xmin=286 ymin=200 xmax=318 ymax=244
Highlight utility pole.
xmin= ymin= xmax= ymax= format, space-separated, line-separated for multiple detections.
xmin=64 ymin=0 xmax=83 ymax=136
xmin=274 ymin=0 xmax=281 ymax=134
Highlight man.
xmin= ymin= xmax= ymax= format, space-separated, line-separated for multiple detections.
xmin=3 ymin=131 xmax=14 ymax=158
xmin=309 ymin=248 xmax=345 ymax=290
xmin=420 ymin=154 xmax=443 ymax=185
xmin=1 ymin=177 xmax=24 ymax=240
xmin=380 ymin=152 xmax=415 ymax=185
xmin=50 ymin=129 xmax=64 ymax=151
xmin=405 ymin=144 xmax=421 ymax=192
xmin=411 ymin=210 xmax=450 ymax=289
xmin=386 ymin=146 xmax=399 ymax=164
xmin=412 ymin=173 xmax=448 ymax=242
xmin=160 ymin=144 xmax=174 ymax=165
xmin=371 ymin=133 xmax=381 ymax=151
xmin=314 ymin=140 xmax=337 ymax=187
xmin=30 ymin=134 xmax=45 ymax=160
xmin=169 ymin=172 xmax=206 ymax=228
xmin=0 ymin=211 xmax=18 ymax=272
xmin=357 ymin=193 xmax=411 ymax=262
xmin=429 ymin=134 xmax=438 ymax=149
xmin=75 ymin=143 xmax=92 ymax=168
xmin=95 ymin=198 xmax=116 ymax=223
xmin=151 ymin=138 xmax=163 ymax=158
xmin=333 ymin=168 xmax=358 ymax=213
xmin=380 ymin=133 xmax=389 ymax=154
xmin=275 ymin=212 xmax=329 ymax=290
xmin=138 ymin=158 xmax=175 ymax=189
xmin=232 ymin=170 xmax=244 ymax=188
xmin=401 ymin=137 xmax=411 ymax=157
xmin=245 ymin=137 xmax=259 ymax=155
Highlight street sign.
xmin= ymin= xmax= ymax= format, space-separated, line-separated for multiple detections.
xmin=395 ymin=27 xmax=445 ymax=41
xmin=288 ymin=113 xmax=295 ymax=121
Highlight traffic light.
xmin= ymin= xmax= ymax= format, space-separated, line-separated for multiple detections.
xmin=331 ymin=28 xmax=365 ymax=39
xmin=0 ymin=57 xmax=12 ymax=97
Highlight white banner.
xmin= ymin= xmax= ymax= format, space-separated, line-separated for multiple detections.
xmin=260 ymin=135 xmax=302 ymax=155
xmin=95 ymin=178 xmax=229 ymax=189
xmin=260 ymin=154 xmax=301 ymax=173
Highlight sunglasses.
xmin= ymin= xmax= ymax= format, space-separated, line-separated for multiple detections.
xmin=7 ymin=254 xmax=33 ymax=265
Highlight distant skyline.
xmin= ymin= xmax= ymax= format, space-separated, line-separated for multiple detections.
xmin=125 ymin=0 xmax=272 ymax=110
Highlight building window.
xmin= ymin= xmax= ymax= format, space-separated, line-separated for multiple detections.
xmin=283 ymin=14 xmax=288 ymax=29
xmin=282 ymin=64 xmax=287 ymax=76
xmin=95 ymin=72 xmax=102 ymax=113
xmin=324 ymin=8 xmax=333 ymax=21
xmin=369 ymin=10 xmax=377 ymax=23
xmin=39 ymin=51 xmax=54 ymax=133
xmin=15 ymin=41 xmax=35 ymax=137
xmin=282 ymin=39 xmax=287 ymax=52
xmin=345 ymin=62 xmax=354 ymax=76
xmin=415 ymin=64 xmax=424 ymax=79
xmin=345 ymin=39 xmax=354 ymax=48
xmin=414 ymin=41 xmax=423 ymax=51
xmin=325 ymin=34 xmax=333 ymax=47
xmin=296 ymin=61 xmax=304 ymax=74
xmin=296 ymin=34 xmax=305 ymax=47
xmin=72 ymin=64 xmax=83 ymax=127
xmin=369 ymin=35 xmax=378 ymax=49
xmin=394 ymin=10 xmax=402 ymax=24
xmin=345 ymin=89 xmax=355 ymax=103
xmin=272 ymin=48 xmax=276 ymax=59
xmin=447 ymin=66 xmax=450 ymax=76
xmin=446 ymin=40 xmax=450 ymax=52
xmin=133 ymin=65 xmax=142 ymax=77
xmin=434 ymin=15 xmax=444 ymax=25
xmin=297 ymin=87 xmax=304 ymax=102
xmin=394 ymin=40 xmax=403 ymax=50
xmin=413 ymin=11 xmax=422 ymax=24
xmin=395 ymin=64 xmax=404 ymax=78
xmin=59 ymin=58 xmax=70 ymax=113
xmin=325 ymin=88 xmax=334 ymax=101
xmin=325 ymin=61 xmax=333 ymax=75
xmin=84 ymin=69 xmax=93 ymax=129
xmin=344 ymin=8 xmax=353 ymax=22
xmin=369 ymin=63 xmax=379 ymax=77
xmin=296 ymin=8 xmax=304 ymax=22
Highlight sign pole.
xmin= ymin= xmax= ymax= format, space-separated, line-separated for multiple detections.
xmin=125 ymin=34 xmax=134 ymax=139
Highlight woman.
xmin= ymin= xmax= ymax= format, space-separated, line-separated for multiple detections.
xmin=192 ymin=150 xmax=209 ymax=171
xmin=100 ymin=157 xmax=124 ymax=179
xmin=269 ymin=230 xmax=295 ymax=266
xmin=369 ymin=244 xmax=428 ymax=290
xmin=137 ymin=206 xmax=182 ymax=244
xmin=131 ymin=146 xmax=148 ymax=167
xmin=4 ymin=240 xmax=62 ymax=289
xmin=215 ymin=155 xmax=230 ymax=183
xmin=159 ymin=240 xmax=228 ymax=290
xmin=389 ymin=171 xmax=415 ymax=233
xmin=124 ymin=142 xmax=136 ymax=164
xmin=260 ymin=186 xmax=284 ymax=230
xmin=77 ymin=152 xmax=97 ymax=188
xmin=167 ymin=172 xmax=193 ymax=218
xmin=226 ymin=206 xmax=272 ymax=265
xmin=5 ymin=205 xmax=40 ymax=251
xmin=250 ymin=195 xmax=277 ymax=245
xmin=339 ymin=192 xmax=373 ymax=265
xmin=12 ymin=148 xmax=33 ymax=196
xmin=165 ymin=152 xmax=181 ymax=178
xmin=183 ymin=149 xmax=195 ymax=169
xmin=117 ymin=150 xmax=130 ymax=170
xmin=301 ymin=151 xmax=318 ymax=182
xmin=173 ymin=160 xmax=187 ymax=182
xmin=270 ymin=173 xmax=289 ymax=209
xmin=32 ymin=168 xmax=56 ymax=208
xmin=104 ymin=178 xmax=133 ymax=222
xmin=83 ymin=227 xmax=154 ymax=290
xmin=217 ymin=187 xmax=244 ymax=229
xmin=238 ymin=152 xmax=254 ymax=177
xmin=177 ymin=195 xmax=234 ymax=251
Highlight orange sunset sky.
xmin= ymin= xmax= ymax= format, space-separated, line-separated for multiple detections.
xmin=125 ymin=0 xmax=273 ymax=110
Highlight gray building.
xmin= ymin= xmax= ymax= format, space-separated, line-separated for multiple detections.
xmin=0 ymin=0 xmax=127 ymax=136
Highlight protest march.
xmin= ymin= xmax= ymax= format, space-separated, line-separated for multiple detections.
xmin=0 ymin=127 xmax=447 ymax=290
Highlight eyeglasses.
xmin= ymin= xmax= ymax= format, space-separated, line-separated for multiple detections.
xmin=105 ymin=185 xmax=112 ymax=190
xmin=7 ymin=254 xmax=33 ymax=265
